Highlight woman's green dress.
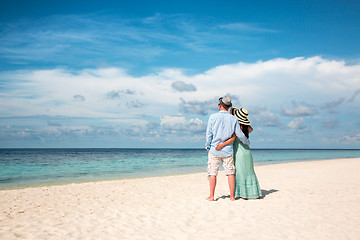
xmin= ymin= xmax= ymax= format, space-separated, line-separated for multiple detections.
xmin=233 ymin=137 xmax=262 ymax=199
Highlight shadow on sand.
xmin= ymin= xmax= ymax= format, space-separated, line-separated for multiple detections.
xmin=216 ymin=189 xmax=279 ymax=201
xmin=261 ymin=189 xmax=279 ymax=198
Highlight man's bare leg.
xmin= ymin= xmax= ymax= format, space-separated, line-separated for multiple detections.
xmin=228 ymin=174 xmax=235 ymax=201
xmin=207 ymin=175 xmax=216 ymax=201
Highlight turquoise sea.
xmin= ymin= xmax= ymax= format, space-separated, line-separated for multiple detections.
xmin=1 ymin=148 xmax=360 ymax=190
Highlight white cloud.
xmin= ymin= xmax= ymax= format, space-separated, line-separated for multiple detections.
xmin=322 ymin=97 xmax=345 ymax=109
xmin=160 ymin=115 xmax=206 ymax=133
xmin=73 ymin=94 xmax=85 ymax=101
xmin=188 ymin=57 xmax=360 ymax=111
xmin=171 ymin=81 xmax=197 ymax=92
xmin=104 ymin=118 xmax=149 ymax=125
xmin=47 ymin=120 xmax=61 ymax=126
xmin=218 ymin=22 xmax=278 ymax=33
xmin=348 ymin=89 xmax=360 ymax=102
xmin=178 ymin=98 xmax=215 ymax=116
xmin=1 ymin=125 xmax=116 ymax=140
xmin=287 ymin=118 xmax=309 ymax=132
xmin=106 ymin=89 xmax=136 ymax=99
xmin=1 ymin=56 xmax=360 ymax=147
xmin=281 ymin=104 xmax=316 ymax=117
xmin=321 ymin=118 xmax=339 ymax=129
xmin=2 ymin=56 xmax=360 ymax=121
xmin=323 ymin=133 xmax=360 ymax=145
xmin=342 ymin=134 xmax=360 ymax=144
xmin=251 ymin=106 xmax=281 ymax=127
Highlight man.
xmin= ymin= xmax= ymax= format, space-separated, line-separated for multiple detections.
xmin=205 ymin=95 xmax=250 ymax=201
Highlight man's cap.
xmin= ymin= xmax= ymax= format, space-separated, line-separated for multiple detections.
xmin=219 ymin=95 xmax=232 ymax=108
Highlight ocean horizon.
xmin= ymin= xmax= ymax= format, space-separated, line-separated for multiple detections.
xmin=1 ymin=148 xmax=360 ymax=190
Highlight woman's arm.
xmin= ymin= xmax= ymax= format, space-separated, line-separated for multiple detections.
xmin=249 ymin=125 xmax=253 ymax=133
xmin=216 ymin=133 xmax=236 ymax=151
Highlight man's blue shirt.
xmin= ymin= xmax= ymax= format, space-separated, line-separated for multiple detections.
xmin=205 ymin=110 xmax=250 ymax=156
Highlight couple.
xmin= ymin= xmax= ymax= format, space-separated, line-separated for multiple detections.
xmin=205 ymin=95 xmax=262 ymax=201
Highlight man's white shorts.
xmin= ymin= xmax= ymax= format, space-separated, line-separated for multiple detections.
xmin=207 ymin=152 xmax=235 ymax=176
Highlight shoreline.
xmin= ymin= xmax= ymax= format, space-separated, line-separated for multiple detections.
xmin=1 ymin=157 xmax=360 ymax=191
xmin=1 ymin=158 xmax=360 ymax=239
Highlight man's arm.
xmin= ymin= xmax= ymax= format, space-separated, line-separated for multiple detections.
xmin=234 ymin=121 xmax=250 ymax=145
xmin=205 ymin=117 xmax=213 ymax=151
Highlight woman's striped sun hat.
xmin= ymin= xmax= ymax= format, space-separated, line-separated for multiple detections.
xmin=230 ymin=107 xmax=251 ymax=126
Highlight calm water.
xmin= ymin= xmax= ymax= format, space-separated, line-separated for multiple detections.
xmin=1 ymin=148 xmax=359 ymax=189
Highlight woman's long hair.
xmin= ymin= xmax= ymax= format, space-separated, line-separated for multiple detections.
xmin=240 ymin=124 xmax=249 ymax=139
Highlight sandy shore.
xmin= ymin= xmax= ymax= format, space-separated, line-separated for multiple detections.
xmin=1 ymin=158 xmax=360 ymax=240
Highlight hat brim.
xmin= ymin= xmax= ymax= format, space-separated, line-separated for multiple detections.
xmin=238 ymin=119 xmax=251 ymax=125
xmin=231 ymin=107 xmax=251 ymax=125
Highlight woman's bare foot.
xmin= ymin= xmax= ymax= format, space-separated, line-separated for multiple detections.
xmin=230 ymin=197 xmax=235 ymax=201
xmin=206 ymin=196 xmax=215 ymax=201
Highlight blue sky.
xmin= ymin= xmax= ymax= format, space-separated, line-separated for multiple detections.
xmin=0 ymin=0 xmax=360 ymax=148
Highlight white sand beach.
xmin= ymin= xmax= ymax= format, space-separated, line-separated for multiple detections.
xmin=1 ymin=158 xmax=360 ymax=240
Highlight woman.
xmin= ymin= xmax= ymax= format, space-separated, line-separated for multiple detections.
xmin=216 ymin=107 xmax=262 ymax=199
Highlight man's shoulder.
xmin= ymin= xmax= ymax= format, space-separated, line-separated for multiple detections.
xmin=226 ymin=114 xmax=239 ymax=125
xmin=228 ymin=114 xmax=237 ymax=120
xmin=221 ymin=111 xmax=236 ymax=119
xmin=209 ymin=111 xmax=221 ymax=118
xmin=210 ymin=111 xmax=235 ymax=118
xmin=209 ymin=111 xmax=237 ymax=123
